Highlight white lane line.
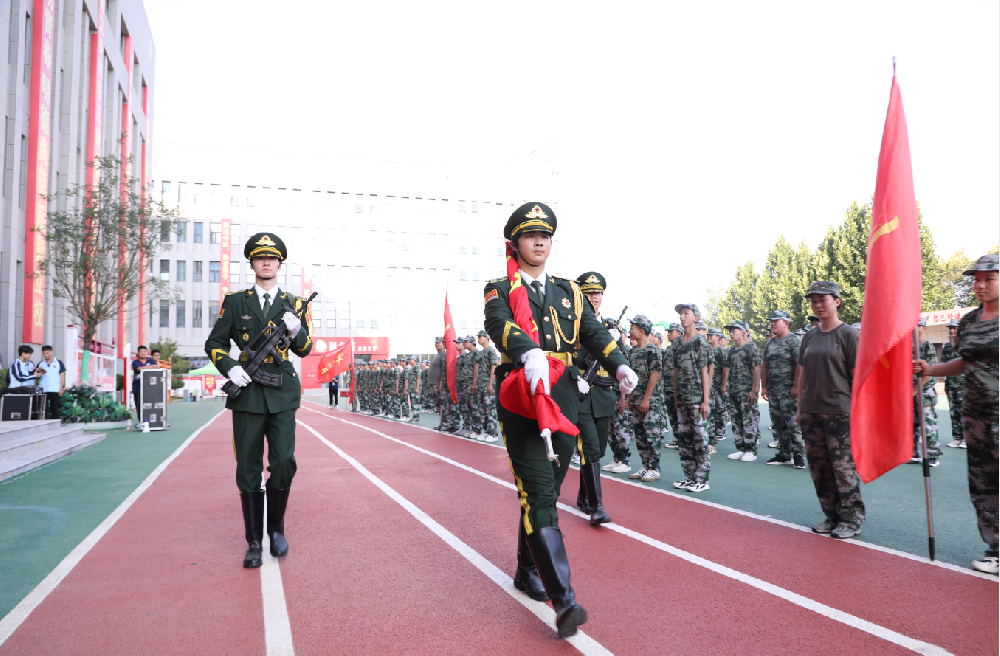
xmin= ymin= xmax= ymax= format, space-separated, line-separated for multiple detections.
xmin=261 ymin=496 xmax=295 ymax=656
xmin=0 ymin=410 xmax=227 ymax=647
xmin=302 ymin=407 xmax=954 ymax=656
xmin=296 ymin=419 xmax=612 ymax=656
xmin=308 ymin=403 xmax=994 ymax=581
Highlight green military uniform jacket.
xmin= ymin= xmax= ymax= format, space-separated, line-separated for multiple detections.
xmin=205 ymin=288 xmax=313 ymax=414
xmin=484 ymin=274 xmax=628 ymax=424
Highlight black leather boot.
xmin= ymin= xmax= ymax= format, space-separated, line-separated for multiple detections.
xmin=240 ymin=491 xmax=265 ymax=568
xmin=512 ymin=521 xmax=549 ymax=602
xmin=582 ymin=462 xmax=611 ymax=526
xmin=575 ymin=466 xmax=590 ymax=513
xmin=266 ymin=484 xmax=290 ymax=557
xmin=526 ymin=526 xmax=587 ymax=638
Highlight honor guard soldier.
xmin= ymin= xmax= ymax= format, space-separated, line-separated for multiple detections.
xmin=205 ymin=232 xmax=313 ymax=568
xmin=484 ymin=203 xmax=637 ymax=638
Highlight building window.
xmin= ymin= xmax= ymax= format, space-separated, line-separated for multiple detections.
xmin=370 ymin=319 xmax=378 ymax=329
xmin=193 ymin=300 xmax=202 ymax=328
xmin=231 ymin=229 xmax=241 ymax=246
xmin=460 ymin=319 xmax=468 ymax=329
xmin=459 ymin=201 xmax=466 ymax=212
xmin=210 ymin=223 xmax=221 ymax=244
xmin=459 ymin=245 xmax=467 ymax=254
xmin=209 ymin=302 xmax=220 ymax=327
xmin=176 ymin=222 xmax=187 ymax=242
xmin=277 ymin=271 xmax=286 ymax=284
xmin=472 ymin=246 xmax=478 ymax=255
xmin=473 ymin=270 xmax=480 ymax=281
xmin=401 ymin=233 xmax=409 ymax=251
xmin=471 ymin=201 xmax=478 ymax=213
xmin=356 ymin=319 xmax=365 ymax=328
xmin=161 ymin=181 xmax=171 ymax=198
xmin=193 ymin=261 xmax=203 ymax=282
xmin=245 ymin=274 xmax=254 ymax=284
xmin=209 ymin=261 xmax=220 ymax=282
xmin=460 ymin=270 xmax=467 ymax=281
xmin=176 ymin=301 xmax=186 ymax=328
xmin=194 ymin=222 xmax=203 ymax=243
xmin=292 ymin=274 xmax=301 ymax=285
xmin=355 ymin=204 xmax=364 ymax=213
xmin=230 ymin=272 xmax=240 ymax=284
xmin=159 ymin=300 xmax=169 ymax=327
xmin=427 ymin=233 xmax=436 ymax=245
xmin=159 ymin=260 xmax=169 ymax=281
xmin=177 ymin=260 xmax=186 ymax=282
xmin=160 ymin=223 xmax=170 ymax=242
xmin=386 ymin=267 xmax=396 ymax=287
xmin=177 ymin=182 xmax=188 ymax=204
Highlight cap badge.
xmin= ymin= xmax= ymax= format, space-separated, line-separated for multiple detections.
xmin=585 ymin=274 xmax=600 ymax=284
xmin=256 ymin=235 xmax=277 ymax=246
xmin=525 ymin=205 xmax=549 ymax=220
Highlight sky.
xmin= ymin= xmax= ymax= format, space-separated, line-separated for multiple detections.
xmin=144 ymin=0 xmax=999 ymax=323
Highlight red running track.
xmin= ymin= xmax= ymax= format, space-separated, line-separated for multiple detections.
xmin=1 ymin=404 xmax=995 ymax=655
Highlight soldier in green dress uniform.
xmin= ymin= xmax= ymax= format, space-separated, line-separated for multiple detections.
xmin=205 ymin=232 xmax=313 ymax=568
xmin=485 ymin=203 xmax=637 ymax=638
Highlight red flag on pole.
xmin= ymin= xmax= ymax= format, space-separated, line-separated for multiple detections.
xmin=317 ymin=338 xmax=352 ymax=383
xmin=850 ymin=70 xmax=923 ymax=483
xmin=443 ymin=291 xmax=459 ymax=404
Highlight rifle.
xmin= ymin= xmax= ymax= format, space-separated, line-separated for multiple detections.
xmin=579 ymin=306 xmax=628 ymax=399
xmin=222 ymin=292 xmax=318 ymax=400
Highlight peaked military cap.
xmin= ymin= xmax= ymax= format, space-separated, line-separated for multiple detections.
xmin=577 ymin=271 xmax=606 ymax=293
xmin=504 ymin=202 xmax=557 ymax=240
xmin=963 ymin=253 xmax=999 ymax=275
xmin=674 ymin=303 xmax=701 ymax=318
xmin=245 ymin=232 xmax=287 ymax=261
xmin=806 ymin=281 xmax=841 ymax=298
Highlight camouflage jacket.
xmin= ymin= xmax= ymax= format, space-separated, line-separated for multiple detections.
xmin=941 ymin=342 xmax=964 ymax=391
xmin=673 ymin=333 xmax=711 ymax=405
xmin=628 ymin=342 xmax=662 ymax=402
xmin=957 ymin=305 xmax=998 ymax=420
xmin=763 ymin=332 xmax=800 ymax=397
xmin=477 ymin=346 xmax=499 ymax=388
xmin=662 ymin=341 xmax=677 ymax=394
xmin=456 ymin=351 xmax=474 ymax=386
xmin=727 ymin=341 xmax=762 ymax=398
xmin=914 ymin=339 xmax=938 ymax=392
xmin=711 ymin=345 xmax=728 ymax=392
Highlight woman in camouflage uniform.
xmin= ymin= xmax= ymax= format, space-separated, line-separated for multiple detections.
xmin=915 ymin=254 xmax=998 ymax=575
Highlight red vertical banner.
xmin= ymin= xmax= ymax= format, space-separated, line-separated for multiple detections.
xmin=220 ymin=219 xmax=231 ymax=301
xmin=84 ymin=0 xmax=105 ymax=351
xmin=21 ymin=0 xmax=56 ymax=343
xmin=118 ymin=35 xmax=132 ymax=364
xmin=138 ymin=84 xmax=148 ymax=349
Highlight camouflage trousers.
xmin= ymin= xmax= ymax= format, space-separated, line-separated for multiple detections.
xmin=676 ymin=403 xmax=710 ymax=483
xmin=474 ymin=389 xmax=498 ymax=436
xmin=406 ymin=392 xmax=418 ymax=420
xmin=665 ymin=391 xmax=679 ymax=437
xmin=963 ymin=415 xmax=998 ymax=557
xmin=458 ymin=389 xmax=475 ymax=431
xmin=800 ymin=412 xmax=865 ymax=529
xmin=768 ymin=394 xmax=804 ymax=458
xmin=730 ymin=394 xmax=761 ymax=454
xmin=913 ymin=389 xmax=940 ymax=459
xmin=608 ymin=405 xmax=633 ymax=463
xmin=439 ymin=389 xmax=461 ymax=431
xmin=630 ymin=399 xmax=666 ymax=471
xmin=945 ymin=387 xmax=964 ymax=442
xmin=708 ymin=389 xmax=729 ymax=444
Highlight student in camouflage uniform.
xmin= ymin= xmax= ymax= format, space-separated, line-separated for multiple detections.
xmin=672 ymin=303 xmax=712 ymax=492
xmin=419 ymin=360 xmax=430 ymax=414
xmin=626 ymin=315 xmax=665 ymax=482
xmin=942 ymin=319 xmax=966 ymax=448
xmin=706 ymin=328 xmax=728 ymax=455
xmin=720 ymin=334 xmax=736 ymax=423
xmin=794 ymin=281 xmax=864 ymax=540
xmin=911 ymin=318 xmax=941 ymax=464
xmin=474 ymin=330 xmax=500 ymax=442
xmin=662 ymin=323 xmax=682 ymax=448
xmin=648 ymin=330 xmax=669 ymax=449
xmin=454 ymin=337 xmax=474 ymax=436
xmin=404 ymin=356 xmax=420 ymax=422
xmin=724 ymin=320 xmax=762 ymax=461
xmin=916 ymin=254 xmax=998 ymax=574
xmin=762 ymin=310 xmax=806 ymax=468
xmin=439 ymin=349 xmax=462 ymax=433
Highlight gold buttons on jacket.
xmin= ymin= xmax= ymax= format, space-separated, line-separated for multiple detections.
xmin=543 ymin=317 xmax=550 ymax=322
xmin=546 ymin=334 xmax=552 ymax=340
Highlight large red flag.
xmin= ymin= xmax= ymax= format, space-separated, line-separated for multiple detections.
xmin=850 ymin=71 xmax=923 ymax=483
xmin=443 ymin=291 xmax=459 ymax=404
xmin=317 ymin=338 xmax=352 ymax=383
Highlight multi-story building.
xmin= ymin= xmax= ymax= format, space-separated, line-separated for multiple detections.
xmin=0 ymin=0 xmax=154 ymax=384
xmin=147 ymin=178 xmax=563 ymax=389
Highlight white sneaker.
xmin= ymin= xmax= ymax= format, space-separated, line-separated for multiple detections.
xmin=570 ymin=454 xmax=581 ymax=465
xmin=629 ymin=468 xmax=648 ymax=480
xmin=971 ymin=557 xmax=999 ymax=575
xmin=673 ymin=480 xmax=693 ymax=489
xmin=910 ymin=456 xmax=922 ymax=463
xmin=688 ymin=481 xmax=710 ymax=493
xmin=767 ymin=440 xmax=779 ymax=448
xmin=740 ymin=452 xmax=758 ymax=462
xmin=611 ymin=462 xmax=631 ymax=473
xmin=602 ymin=461 xmax=619 ymax=471
xmin=947 ymin=439 xmax=963 ymax=448
xmin=959 ymin=441 xmax=967 ymax=449
xmin=641 ymin=470 xmax=660 ymax=482
xmin=727 ymin=451 xmax=744 ymax=460
xmin=484 ymin=435 xmax=498 ymax=443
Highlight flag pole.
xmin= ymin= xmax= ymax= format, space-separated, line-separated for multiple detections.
xmin=913 ymin=326 xmax=936 ymax=560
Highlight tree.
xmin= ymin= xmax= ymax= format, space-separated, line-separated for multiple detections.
xmin=150 ymin=338 xmax=189 ymax=374
xmin=35 ymin=151 xmax=183 ymax=379
xmin=917 ymin=204 xmax=952 ymax=312
xmin=938 ymin=249 xmax=976 ymax=308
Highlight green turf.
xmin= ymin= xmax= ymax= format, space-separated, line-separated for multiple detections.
xmin=0 ymin=401 xmax=225 ymax=620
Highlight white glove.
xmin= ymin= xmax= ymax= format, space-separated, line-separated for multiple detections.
xmin=228 ymin=365 xmax=252 ymax=388
xmin=283 ymin=311 xmax=302 ymax=338
xmin=577 ymin=378 xmax=591 ymax=395
xmin=522 ymin=348 xmax=551 ymax=396
xmin=608 ymin=328 xmax=621 ymax=341
xmin=616 ymin=365 xmax=638 ymax=396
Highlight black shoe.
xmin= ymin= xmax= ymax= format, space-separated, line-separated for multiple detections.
xmin=576 ymin=467 xmax=590 ymax=513
xmin=266 ymin=484 xmax=290 ymax=557
xmin=581 ymin=462 xmax=611 ymax=525
xmin=240 ymin=490 xmax=265 ymax=568
xmin=526 ymin=527 xmax=587 ymax=638
xmin=512 ymin=521 xmax=549 ymax=602
xmin=793 ymin=453 xmax=807 ymax=469
xmin=766 ymin=455 xmax=792 ymax=465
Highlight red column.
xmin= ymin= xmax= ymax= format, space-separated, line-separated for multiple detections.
xmin=138 ymin=82 xmax=149 ymax=350
xmin=119 ymin=35 xmax=132 ymax=384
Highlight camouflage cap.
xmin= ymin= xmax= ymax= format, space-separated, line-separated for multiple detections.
xmin=630 ymin=314 xmax=653 ymax=334
xmin=805 ymin=281 xmax=841 ymax=298
xmin=852 ymin=322 xmax=862 ymax=330
xmin=948 ymin=319 xmax=960 ymax=328
xmin=409 ymin=355 xmax=418 ymax=360
xmin=666 ymin=322 xmax=682 ymax=332
xmin=464 ymin=334 xmax=476 ymax=343
xmin=768 ymin=310 xmax=792 ymax=322
xmin=725 ymin=320 xmax=751 ymax=333
xmin=434 ymin=336 xmax=445 ymax=343
xmin=453 ymin=337 xmax=464 ymax=343
xmin=917 ymin=317 xmax=927 ymax=327
xmin=694 ymin=320 xmax=708 ymax=331
xmin=963 ymin=253 xmax=999 ymax=275
xmin=477 ymin=329 xmax=489 ymax=338
xmin=674 ymin=303 xmax=701 ymax=318
xmin=707 ymin=327 xmax=723 ymax=337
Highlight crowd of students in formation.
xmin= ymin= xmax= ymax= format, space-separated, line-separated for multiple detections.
xmin=343 ymin=253 xmax=998 ymax=576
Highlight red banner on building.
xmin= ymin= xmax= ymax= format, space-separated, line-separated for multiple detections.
xmin=220 ymin=219 xmax=232 ymax=302
xmin=22 ymin=0 xmax=56 ymax=343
